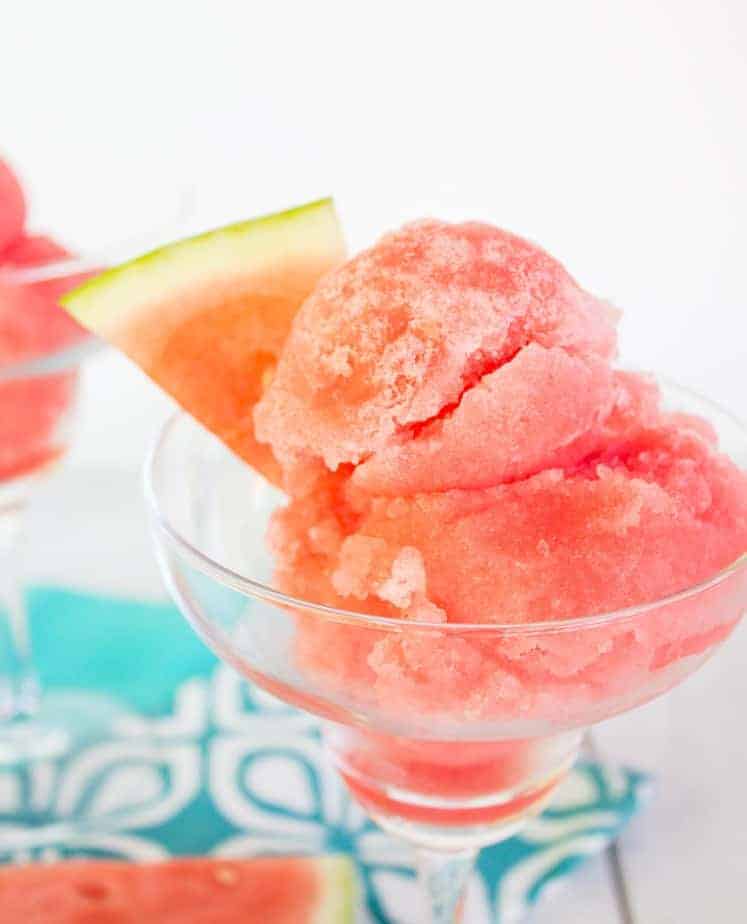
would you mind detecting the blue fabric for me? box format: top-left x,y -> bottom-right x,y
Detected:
0,588 -> 650,922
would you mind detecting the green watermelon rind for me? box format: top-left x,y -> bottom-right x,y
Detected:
315,855 -> 358,923
60,197 -> 344,335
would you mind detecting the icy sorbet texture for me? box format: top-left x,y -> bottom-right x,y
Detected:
254,220 -> 747,720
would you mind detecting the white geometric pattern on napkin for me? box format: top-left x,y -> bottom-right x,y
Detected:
0,664 -> 639,924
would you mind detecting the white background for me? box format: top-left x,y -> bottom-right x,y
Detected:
3,2 -> 746,921
2,0 -> 746,470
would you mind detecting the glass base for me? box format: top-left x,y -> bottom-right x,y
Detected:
326,723 -> 582,850
0,690 -> 134,765
0,690 -> 141,857
341,764 -> 565,850
0,720 -> 68,765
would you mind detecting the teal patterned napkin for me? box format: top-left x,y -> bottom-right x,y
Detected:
0,588 -> 650,923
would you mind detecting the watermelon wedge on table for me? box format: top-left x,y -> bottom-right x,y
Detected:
0,856 -> 356,923
61,198 -> 346,485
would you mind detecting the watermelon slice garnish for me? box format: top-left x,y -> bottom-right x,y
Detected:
62,198 -> 346,485
0,856 -> 356,923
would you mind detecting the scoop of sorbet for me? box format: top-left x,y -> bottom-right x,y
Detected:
254,219 -> 747,635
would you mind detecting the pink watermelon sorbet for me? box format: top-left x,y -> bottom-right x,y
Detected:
254,219 -> 747,724
0,159 -> 91,482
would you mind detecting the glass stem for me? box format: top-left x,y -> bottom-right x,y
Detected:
0,503 -> 40,724
417,846 -> 477,923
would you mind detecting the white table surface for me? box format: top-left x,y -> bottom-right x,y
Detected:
24,460 -> 747,923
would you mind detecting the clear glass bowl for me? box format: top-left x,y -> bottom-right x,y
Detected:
0,337 -> 97,507
0,167 -> 191,764
0,282 -> 100,760
146,381 -> 747,920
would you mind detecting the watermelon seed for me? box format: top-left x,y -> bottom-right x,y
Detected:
76,881 -> 109,901
214,866 -> 239,886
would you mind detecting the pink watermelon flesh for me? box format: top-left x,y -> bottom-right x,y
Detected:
0,159 -> 26,253
61,198 -> 347,488
0,856 -> 353,924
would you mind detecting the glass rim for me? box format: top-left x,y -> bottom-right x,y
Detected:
0,335 -> 101,380
0,181 -> 195,289
0,179 -> 195,381
144,387 -> 747,637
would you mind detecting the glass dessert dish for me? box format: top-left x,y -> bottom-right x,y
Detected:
0,155 -> 191,766
146,381 -> 747,923
0,306 -> 102,763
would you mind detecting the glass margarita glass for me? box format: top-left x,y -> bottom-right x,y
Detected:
146,381 -> 747,922
0,321 -> 105,761
0,165 -> 190,765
